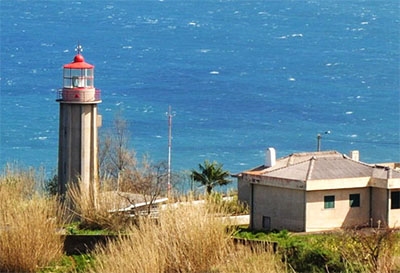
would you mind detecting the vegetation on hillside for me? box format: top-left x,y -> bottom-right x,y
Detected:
1,115 -> 399,272
1,165 -> 400,272
234,227 -> 400,273
0,165 -> 64,273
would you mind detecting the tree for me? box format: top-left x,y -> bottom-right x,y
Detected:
99,112 -> 136,190
99,113 -> 168,215
191,160 -> 231,194
120,157 -> 168,215
44,174 -> 58,196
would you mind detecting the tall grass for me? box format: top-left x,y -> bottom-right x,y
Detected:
0,165 -> 64,273
65,182 -> 132,231
89,202 -> 284,273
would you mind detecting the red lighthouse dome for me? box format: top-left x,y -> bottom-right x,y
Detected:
64,54 -> 94,70
74,54 -> 84,63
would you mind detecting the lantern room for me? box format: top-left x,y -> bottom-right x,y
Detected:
63,54 -> 94,88
58,48 -> 101,103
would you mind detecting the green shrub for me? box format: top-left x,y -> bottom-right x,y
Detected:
206,192 -> 249,215
39,254 -> 94,273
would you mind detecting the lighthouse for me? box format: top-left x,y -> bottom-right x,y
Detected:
57,45 -> 101,206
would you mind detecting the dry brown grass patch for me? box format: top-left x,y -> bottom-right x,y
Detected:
90,202 -> 285,273
65,183 -> 132,231
90,203 -> 232,273
0,167 -> 64,273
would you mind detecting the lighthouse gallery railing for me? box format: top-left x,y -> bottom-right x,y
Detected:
57,88 -> 101,102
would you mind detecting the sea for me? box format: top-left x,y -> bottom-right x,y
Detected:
0,0 -> 399,180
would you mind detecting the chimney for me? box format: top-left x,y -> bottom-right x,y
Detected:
265,147 -> 276,167
349,150 -> 359,161
386,167 -> 393,179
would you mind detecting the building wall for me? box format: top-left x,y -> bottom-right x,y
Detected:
251,183 -> 305,232
306,177 -> 370,191
243,168 -> 400,232
305,187 -> 370,231
389,207 -> 400,228
58,103 -> 99,204
58,103 -> 81,194
81,104 -> 99,204
237,175 -> 251,206
371,187 -> 388,227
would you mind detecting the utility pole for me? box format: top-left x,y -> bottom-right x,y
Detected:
167,106 -> 175,196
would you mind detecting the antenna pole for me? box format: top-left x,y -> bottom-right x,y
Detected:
167,106 -> 173,196
317,134 -> 321,151
316,131 -> 331,151
75,43 -> 83,54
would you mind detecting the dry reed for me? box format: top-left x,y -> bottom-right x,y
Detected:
89,203 -> 229,273
65,183 -> 132,231
0,166 -> 64,273
90,202 -> 284,273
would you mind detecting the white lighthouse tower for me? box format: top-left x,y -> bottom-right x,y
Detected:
57,45 -> 101,205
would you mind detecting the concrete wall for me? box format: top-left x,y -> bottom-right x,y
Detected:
306,177 -> 370,191
58,103 -> 99,205
58,104 -> 82,194
251,183 -> 305,232
237,174 -> 252,206
305,188 -> 370,232
237,177 -> 249,206
371,187 -> 388,227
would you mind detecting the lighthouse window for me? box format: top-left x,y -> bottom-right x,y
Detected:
63,68 -> 72,87
71,69 -> 83,77
64,78 -> 71,87
63,68 -> 93,88
85,69 -> 93,77
63,69 -> 71,77
87,78 -> 93,87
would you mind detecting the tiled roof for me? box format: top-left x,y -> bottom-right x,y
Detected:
267,156 -> 372,181
372,165 -> 400,179
244,150 -> 376,181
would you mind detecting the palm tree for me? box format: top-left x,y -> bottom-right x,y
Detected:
191,160 -> 231,194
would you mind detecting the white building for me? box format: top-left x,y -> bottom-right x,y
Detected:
237,149 -> 400,232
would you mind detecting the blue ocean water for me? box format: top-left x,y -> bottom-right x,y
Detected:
1,0 -> 399,177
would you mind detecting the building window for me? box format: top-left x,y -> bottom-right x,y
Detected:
324,195 -> 335,209
349,193 -> 360,208
391,191 -> 400,209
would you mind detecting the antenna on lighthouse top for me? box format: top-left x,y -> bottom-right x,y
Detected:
75,43 -> 83,54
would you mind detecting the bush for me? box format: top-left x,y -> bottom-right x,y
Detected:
269,229 -> 400,273
45,174 -> 58,196
206,192 -> 249,215
338,228 -> 400,273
